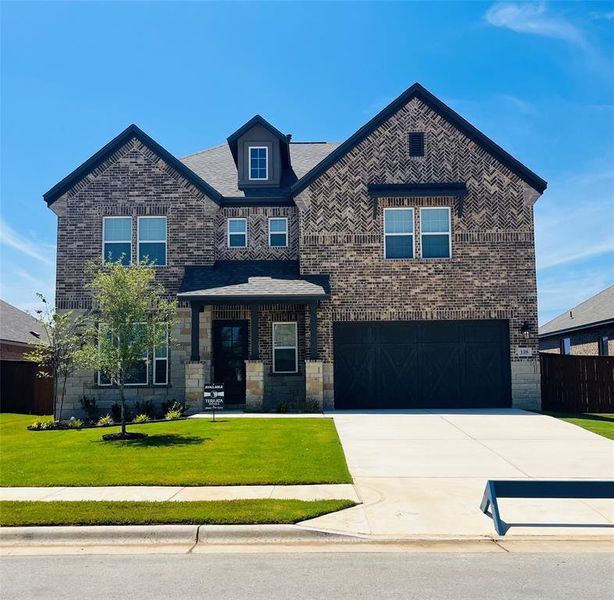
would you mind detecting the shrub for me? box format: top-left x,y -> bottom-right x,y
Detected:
164,408 -> 183,420
79,396 -> 98,420
110,402 -> 133,423
134,400 -> 156,419
28,417 -> 56,431
66,417 -> 83,429
133,413 -> 151,424
97,415 -> 114,427
161,400 -> 186,418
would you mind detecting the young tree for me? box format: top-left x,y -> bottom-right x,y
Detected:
76,260 -> 176,439
25,294 -> 86,421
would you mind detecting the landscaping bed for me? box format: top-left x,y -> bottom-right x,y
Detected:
0,499 -> 355,527
0,413 -> 352,486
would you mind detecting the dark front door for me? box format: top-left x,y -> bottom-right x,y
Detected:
213,320 -> 249,404
333,320 -> 511,409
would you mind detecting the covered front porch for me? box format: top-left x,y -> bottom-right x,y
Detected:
178,261 -> 330,412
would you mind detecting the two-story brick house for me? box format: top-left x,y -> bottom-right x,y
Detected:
44,83 -> 547,416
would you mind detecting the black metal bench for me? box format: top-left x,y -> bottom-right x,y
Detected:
480,480 -> 614,535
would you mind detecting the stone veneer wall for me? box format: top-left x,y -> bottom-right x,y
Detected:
296,96 -> 542,410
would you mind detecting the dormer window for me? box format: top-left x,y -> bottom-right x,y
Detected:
249,146 -> 268,180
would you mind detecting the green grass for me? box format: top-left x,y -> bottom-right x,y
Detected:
0,499 -> 355,527
0,414 -> 352,486
544,412 -> 614,440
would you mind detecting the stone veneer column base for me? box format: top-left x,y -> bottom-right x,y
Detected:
245,360 -> 264,410
305,360 -> 324,410
184,361 -> 210,414
511,358 -> 541,411
322,363 -> 334,410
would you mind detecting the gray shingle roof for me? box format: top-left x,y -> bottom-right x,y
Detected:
178,261 -> 330,301
181,142 -> 340,197
539,285 -> 614,337
0,299 -> 49,345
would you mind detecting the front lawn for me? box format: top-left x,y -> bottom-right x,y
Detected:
544,412 -> 614,440
0,414 -> 351,486
0,499 -> 355,527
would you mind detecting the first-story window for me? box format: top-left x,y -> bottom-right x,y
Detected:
103,217 -> 132,265
269,217 -> 288,247
598,336 -> 609,357
384,208 -> 414,259
272,322 -> 298,373
97,323 -> 148,386
228,218 -> 247,248
421,207 -> 451,259
561,337 -> 571,355
154,325 -> 169,385
138,216 -> 167,266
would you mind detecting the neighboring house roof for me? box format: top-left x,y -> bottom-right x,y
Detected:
43,124 -> 223,207
178,261 -> 330,302
539,285 -> 614,337
0,300 -> 49,345
290,82 -> 547,196
181,142 -> 340,198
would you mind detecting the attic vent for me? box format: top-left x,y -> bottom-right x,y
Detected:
30,331 -> 41,339
408,132 -> 425,157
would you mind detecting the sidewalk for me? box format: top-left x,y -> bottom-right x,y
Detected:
0,484 -> 359,503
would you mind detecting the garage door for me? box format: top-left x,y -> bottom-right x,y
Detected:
333,320 -> 511,409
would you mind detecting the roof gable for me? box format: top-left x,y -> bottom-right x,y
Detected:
44,124 -> 222,206
291,83 -> 547,196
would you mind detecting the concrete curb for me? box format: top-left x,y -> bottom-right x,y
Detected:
0,525 -> 198,546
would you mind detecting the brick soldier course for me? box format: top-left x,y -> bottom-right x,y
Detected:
44,83 -> 547,416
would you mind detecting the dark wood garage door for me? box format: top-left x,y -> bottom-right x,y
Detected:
333,320 -> 511,409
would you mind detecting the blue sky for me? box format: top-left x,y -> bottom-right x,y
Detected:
1,1 -> 612,323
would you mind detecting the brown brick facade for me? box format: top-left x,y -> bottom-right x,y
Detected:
540,325 -> 613,356
50,91 -> 543,415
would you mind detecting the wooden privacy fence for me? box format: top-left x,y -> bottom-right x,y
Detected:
0,361 -> 54,415
540,352 -> 614,413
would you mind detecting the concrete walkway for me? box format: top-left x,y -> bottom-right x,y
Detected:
0,484 -> 359,503
302,409 -> 614,538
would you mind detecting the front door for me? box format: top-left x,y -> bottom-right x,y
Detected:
212,320 -> 249,405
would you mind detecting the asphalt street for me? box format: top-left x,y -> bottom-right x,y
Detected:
1,552 -> 612,600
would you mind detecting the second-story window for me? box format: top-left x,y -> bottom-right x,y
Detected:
138,217 -> 167,266
249,146 -> 268,180
228,218 -> 247,248
269,217 -> 288,247
420,208 -> 451,259
384,208 -> 414,259
103,217 -> 132,265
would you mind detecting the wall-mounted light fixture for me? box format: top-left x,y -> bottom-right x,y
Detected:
520,321 -> 532,339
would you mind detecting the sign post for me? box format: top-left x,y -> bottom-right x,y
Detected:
203,384 -> 224,422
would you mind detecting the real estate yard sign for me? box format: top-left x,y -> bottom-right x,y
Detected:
203,384 -> 224,421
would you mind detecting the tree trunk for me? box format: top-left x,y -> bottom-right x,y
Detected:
53,366 -> 59,421
59,371 -> 67,422
119,382 -> 126,435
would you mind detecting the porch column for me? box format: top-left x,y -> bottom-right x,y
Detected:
309,302 -> 319,359
250,304 -> 259,360
190,302 -> 200,361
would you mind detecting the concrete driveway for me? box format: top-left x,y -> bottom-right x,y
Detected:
302,410 -> 614,538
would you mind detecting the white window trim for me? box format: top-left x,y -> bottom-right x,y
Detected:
272,321 -> 298,374
419,207 -> 452,260
227,218 -> 248,248
268,217 -> 288,248
137,216 -> 167,267
102,216 -> 132,265
383,207 -> 415,260
248,146 -> 269,180
97,323 -> 149,387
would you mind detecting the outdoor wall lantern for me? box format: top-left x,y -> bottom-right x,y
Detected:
520,321 -> 532,339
